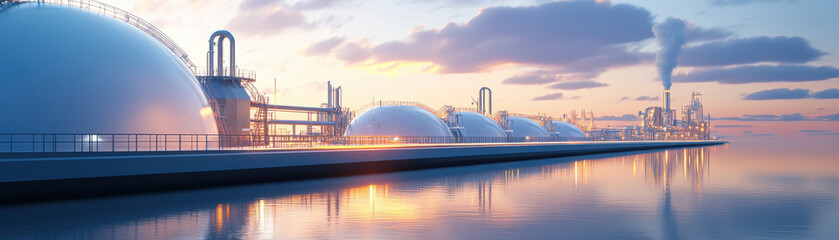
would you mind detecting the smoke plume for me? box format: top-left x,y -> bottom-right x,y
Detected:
653,18 -> 686,90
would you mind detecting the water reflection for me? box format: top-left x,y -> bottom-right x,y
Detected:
1,144 -> 838,239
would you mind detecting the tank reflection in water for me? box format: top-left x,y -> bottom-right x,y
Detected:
1,143 -> 838,239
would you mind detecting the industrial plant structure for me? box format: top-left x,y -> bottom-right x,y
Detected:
0,0 -> 725,204
0,0 -> 711,152
631,91 -> 711,140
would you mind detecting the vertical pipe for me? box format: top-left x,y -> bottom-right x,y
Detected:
208,36 -> 216,76
229,35 -> 235,76
327,81 -> 332,108
477,89 -> 485,114
478,87 -> 492,115
217,36 -> 225,76
488,88 -> 492,115
264,105 -> 269,146
336,87 -> 342,109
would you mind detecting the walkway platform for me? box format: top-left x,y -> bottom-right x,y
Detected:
0,141 -> 725,204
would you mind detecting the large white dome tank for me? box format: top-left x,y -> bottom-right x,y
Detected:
0,2 -> 217,134
344,105 -> 453,137
546,121 -> 587,138
451,112 -> 506,138
505,117 -> 550,138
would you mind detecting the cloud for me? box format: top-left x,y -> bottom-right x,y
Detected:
549,81 -> 608,90
673,65 -> 839,84
718,113 -> 806,121
812,88 -> 839,99
816,113 -> 839,121
684,25 -> 733,42
227,0 -> 352,36
401,0 -> 499,8
634,96 -> 660,101
715,125 -> 753,128
502,72 -> 559,85
335,1 -> 655,74
292,0 -> 351,10
227,0 -> 312,36
709,0 -> 793,6
809,132 -> 839,136
741,88 -> 839,100
533,92 -> 565,101
719,113 -> 839,121
680,37 -> 824,67
335,40 -> 372,64
596,114 -> 640,121
798,130 -> 829,133
743,88 -> 810,100
304,37 -> 347,56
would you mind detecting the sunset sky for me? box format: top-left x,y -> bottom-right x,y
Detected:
110,0 -> 838,141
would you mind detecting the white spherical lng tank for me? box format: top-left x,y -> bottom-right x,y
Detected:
0,2 -> 217,134
452,112 -> 506,137
344,106 -> 452,137
546,121 -> 587,138
505,117 -> 551,138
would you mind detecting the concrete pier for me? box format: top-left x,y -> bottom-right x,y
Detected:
0,141 -> 724,204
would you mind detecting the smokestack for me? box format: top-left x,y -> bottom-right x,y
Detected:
653,18 -> 686,91
663,90 -> 671,111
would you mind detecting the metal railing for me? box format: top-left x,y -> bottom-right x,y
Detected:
194,67 -> 256,80
0,133 -> 622,153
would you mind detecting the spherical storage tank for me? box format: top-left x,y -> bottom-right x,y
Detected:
0,2 -> 217,134
451,112 -> 506,138
505,117 -> 550,138
344,106 -> 452,137
546,121 -> 587,138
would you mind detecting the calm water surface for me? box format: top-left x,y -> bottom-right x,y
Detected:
1,142 -> 838,239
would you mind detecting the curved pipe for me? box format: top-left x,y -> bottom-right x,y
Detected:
207,30 -> 236,76
478,87 -> 492,115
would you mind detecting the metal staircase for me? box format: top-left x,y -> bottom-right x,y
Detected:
196,77 -> 230,135
243,81 -> 268,145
